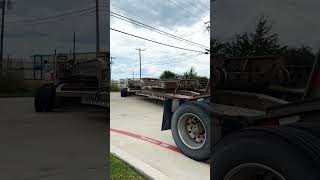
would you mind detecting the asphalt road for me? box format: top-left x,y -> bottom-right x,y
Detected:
110,92 -> 210,180
0,97 -> 108,180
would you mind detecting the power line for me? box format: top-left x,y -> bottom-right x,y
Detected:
6,8 -> 103,27
111,4 -> 209,36
184,0 -> 208,13
110,12 -> 208,49
6,4 -> 204,53
166,0 -> 205,23
194,0 -> 210,11
6,7 -> 96,24
142,53 -> 203,65
5,4 -> 110,23
125,53 -> 205,71
110,11 -> 209,49
110,27 -> 207,53
7,10 -> 97,26
154,53 -> 205,65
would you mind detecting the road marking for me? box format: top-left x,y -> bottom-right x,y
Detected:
110,128 -> 181,153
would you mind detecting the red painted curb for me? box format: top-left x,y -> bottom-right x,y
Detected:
110,128 -> 181,153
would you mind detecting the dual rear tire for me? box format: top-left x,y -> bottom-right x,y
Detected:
120,88 -> 128,97
171,101 -> 320,179
212,125 -> 320,180
171,101 -> 211,161
34,84 -> 55,112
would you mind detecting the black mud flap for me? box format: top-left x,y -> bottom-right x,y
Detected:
161,98 -> 173,131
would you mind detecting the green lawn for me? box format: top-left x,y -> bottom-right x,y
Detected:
111,84 -> 121,92
0,79 -> 52,97
110,154 -> 145,180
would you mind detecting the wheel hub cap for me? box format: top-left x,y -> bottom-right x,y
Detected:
178,113 -> 207,149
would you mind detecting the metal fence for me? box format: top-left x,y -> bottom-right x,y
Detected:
2,52 -> 108,81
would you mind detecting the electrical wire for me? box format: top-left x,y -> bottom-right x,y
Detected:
110,27 -> 207,53
7,10 -> 97,26
194,0 -> 210,11
166,0 -> 205,23
142,53 -> 204,65
109,11 -> 209,49
6,7 -> 97,24
144,53 -> 205,66
184,0 -> 208,13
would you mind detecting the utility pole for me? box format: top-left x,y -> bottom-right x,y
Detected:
73,32 -> 76,62
205,21 -> 210,33
136,48 -> 145,79
95,0 -> 100,58
54,49 -> 57,83
110,56 -> 115,65
0,0 -> 6,76
110,57 -> 115,80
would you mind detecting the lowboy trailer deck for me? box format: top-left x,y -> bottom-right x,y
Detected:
122,54 -> 320,180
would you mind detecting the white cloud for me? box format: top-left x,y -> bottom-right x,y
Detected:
110,3 -> 210,80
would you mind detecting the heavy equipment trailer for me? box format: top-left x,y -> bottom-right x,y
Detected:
34,54 -> 109,112
122,53 -> 320,179
161,54 -> 320,180
121,78 -> 208,100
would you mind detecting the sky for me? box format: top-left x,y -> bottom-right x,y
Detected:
212,0 -> 320,52
3,0 -> 109,58
3,0 -> 320,80
110,0 -> 210,80
2,0 -> 209,80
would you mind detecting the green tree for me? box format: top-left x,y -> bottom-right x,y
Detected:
196,76 -> 209,82
182,67 -> 198,79
160,70 -> 179,79
211,38 -> 226,55
225,16 -> 281,57
213,16 -> 316,64
281,46 -> 315,65
251,16 -> 281,55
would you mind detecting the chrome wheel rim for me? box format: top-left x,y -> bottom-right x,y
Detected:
224,163 -> 287,180
177,113 -> 206,149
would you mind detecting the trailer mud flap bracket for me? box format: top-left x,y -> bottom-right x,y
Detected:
161,99 -> 173,131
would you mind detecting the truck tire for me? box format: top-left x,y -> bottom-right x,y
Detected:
34,89 -> 42,112
120,88 -> 128,97
34,84 -> 55,112
212,127 -> 320,180
282,123 -> 320,164
171,101 -> 210,161
286,122 -> 320,139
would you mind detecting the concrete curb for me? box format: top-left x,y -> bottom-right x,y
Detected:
110,144 -> 175,180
